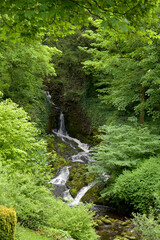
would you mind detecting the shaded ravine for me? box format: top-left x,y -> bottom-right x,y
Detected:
47,91 -> 99,205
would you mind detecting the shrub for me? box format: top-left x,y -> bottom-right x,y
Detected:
0,206 -> 17,240
113,157 -> 160,212
133,212 -> 160,240
0,99 -> 52,182
91,123 -> 160,179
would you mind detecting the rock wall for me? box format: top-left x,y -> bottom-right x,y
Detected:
46,82 -> 93,142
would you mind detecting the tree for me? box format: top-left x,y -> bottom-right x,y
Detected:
0,40 -> 61,128
80,17 -> 160,123
0,0 -> 158,40
89,122 -> 160,201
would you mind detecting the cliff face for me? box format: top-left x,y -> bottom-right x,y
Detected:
46,82 -> 93,142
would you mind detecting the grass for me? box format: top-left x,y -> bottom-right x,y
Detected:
15,225 -> 53,240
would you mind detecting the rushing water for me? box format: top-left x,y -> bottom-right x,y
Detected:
47,91 -> 97,205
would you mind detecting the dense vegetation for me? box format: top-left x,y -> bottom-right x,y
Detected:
0,1 -> 160,239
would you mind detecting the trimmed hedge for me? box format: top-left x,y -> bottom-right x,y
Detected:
0,206 -> 17,240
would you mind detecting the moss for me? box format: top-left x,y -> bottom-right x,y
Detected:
66,163 -> 97,197
113,237 -> 129,240
121,220 -> 131,226
102,218 -> 112,224
81,184 -> 103,203
57,142 -> 70,154
69,188 -> 77,197
47,138 -> 56,152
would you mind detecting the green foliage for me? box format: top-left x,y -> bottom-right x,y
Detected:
90,123 -> 160,179
15,224 -> 53,240
0,206 -> 17,240
0,167 -> 98,240
0,40 -> 60,129
113,157 -> 160,212
0,0 -> 158,40
0,99 -> 51,174
39,227 -> 73,240
81,17 -> 160,123
82,97 -> 127,129
46,31 -> 87,91
133,212 -> 160,240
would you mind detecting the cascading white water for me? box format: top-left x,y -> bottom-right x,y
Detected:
46,91 -> 52,101
47,91 -> 109,205
63,189 -> 74,202
58,112 -> 67,136
50,116 -> 95,204
71,152 -> 89,163
53,130 -> 90,153
70,182 -> 96,206
49,166 -> 70,185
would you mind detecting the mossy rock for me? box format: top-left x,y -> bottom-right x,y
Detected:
113,237 -> 129,240
121,220 -> 131,226
66,163 -> 102,203
67,164 -> 94,191
70,188 -> 77,197
95,219 -> 104,226
81,184 -> 101,203
94,216 -> 113,227
102,218 -> 112,225
50,154 -> 72,175
47,137 -> 56,152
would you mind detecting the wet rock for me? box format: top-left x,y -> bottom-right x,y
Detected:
113,237 -> 129,240
102,218 -> 112,224
121,220 -> 131,226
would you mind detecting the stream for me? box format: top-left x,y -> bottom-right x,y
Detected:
50,111 -> 97,205
46,92 -> 138,240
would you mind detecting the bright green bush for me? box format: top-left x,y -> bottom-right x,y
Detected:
0,206 -> 17,240
0,99 -> 51,178
113,157 -> 160,212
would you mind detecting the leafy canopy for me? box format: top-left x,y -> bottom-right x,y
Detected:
0,40 -> 61,128
0,0 -> 159,39
80,16 -> 160,123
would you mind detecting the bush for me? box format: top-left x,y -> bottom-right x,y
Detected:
133,212 -> 160,240
0,206 -> 17,240
91,123 -> 160,178
113,157 -> 160,212
0,99 -> 52,181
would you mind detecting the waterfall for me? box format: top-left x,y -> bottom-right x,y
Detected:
47,91 -> 109,205
49,166 -> 70,185
49,109 -> 96,205
58,112 -> 67,136
70,182 -> 96,206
